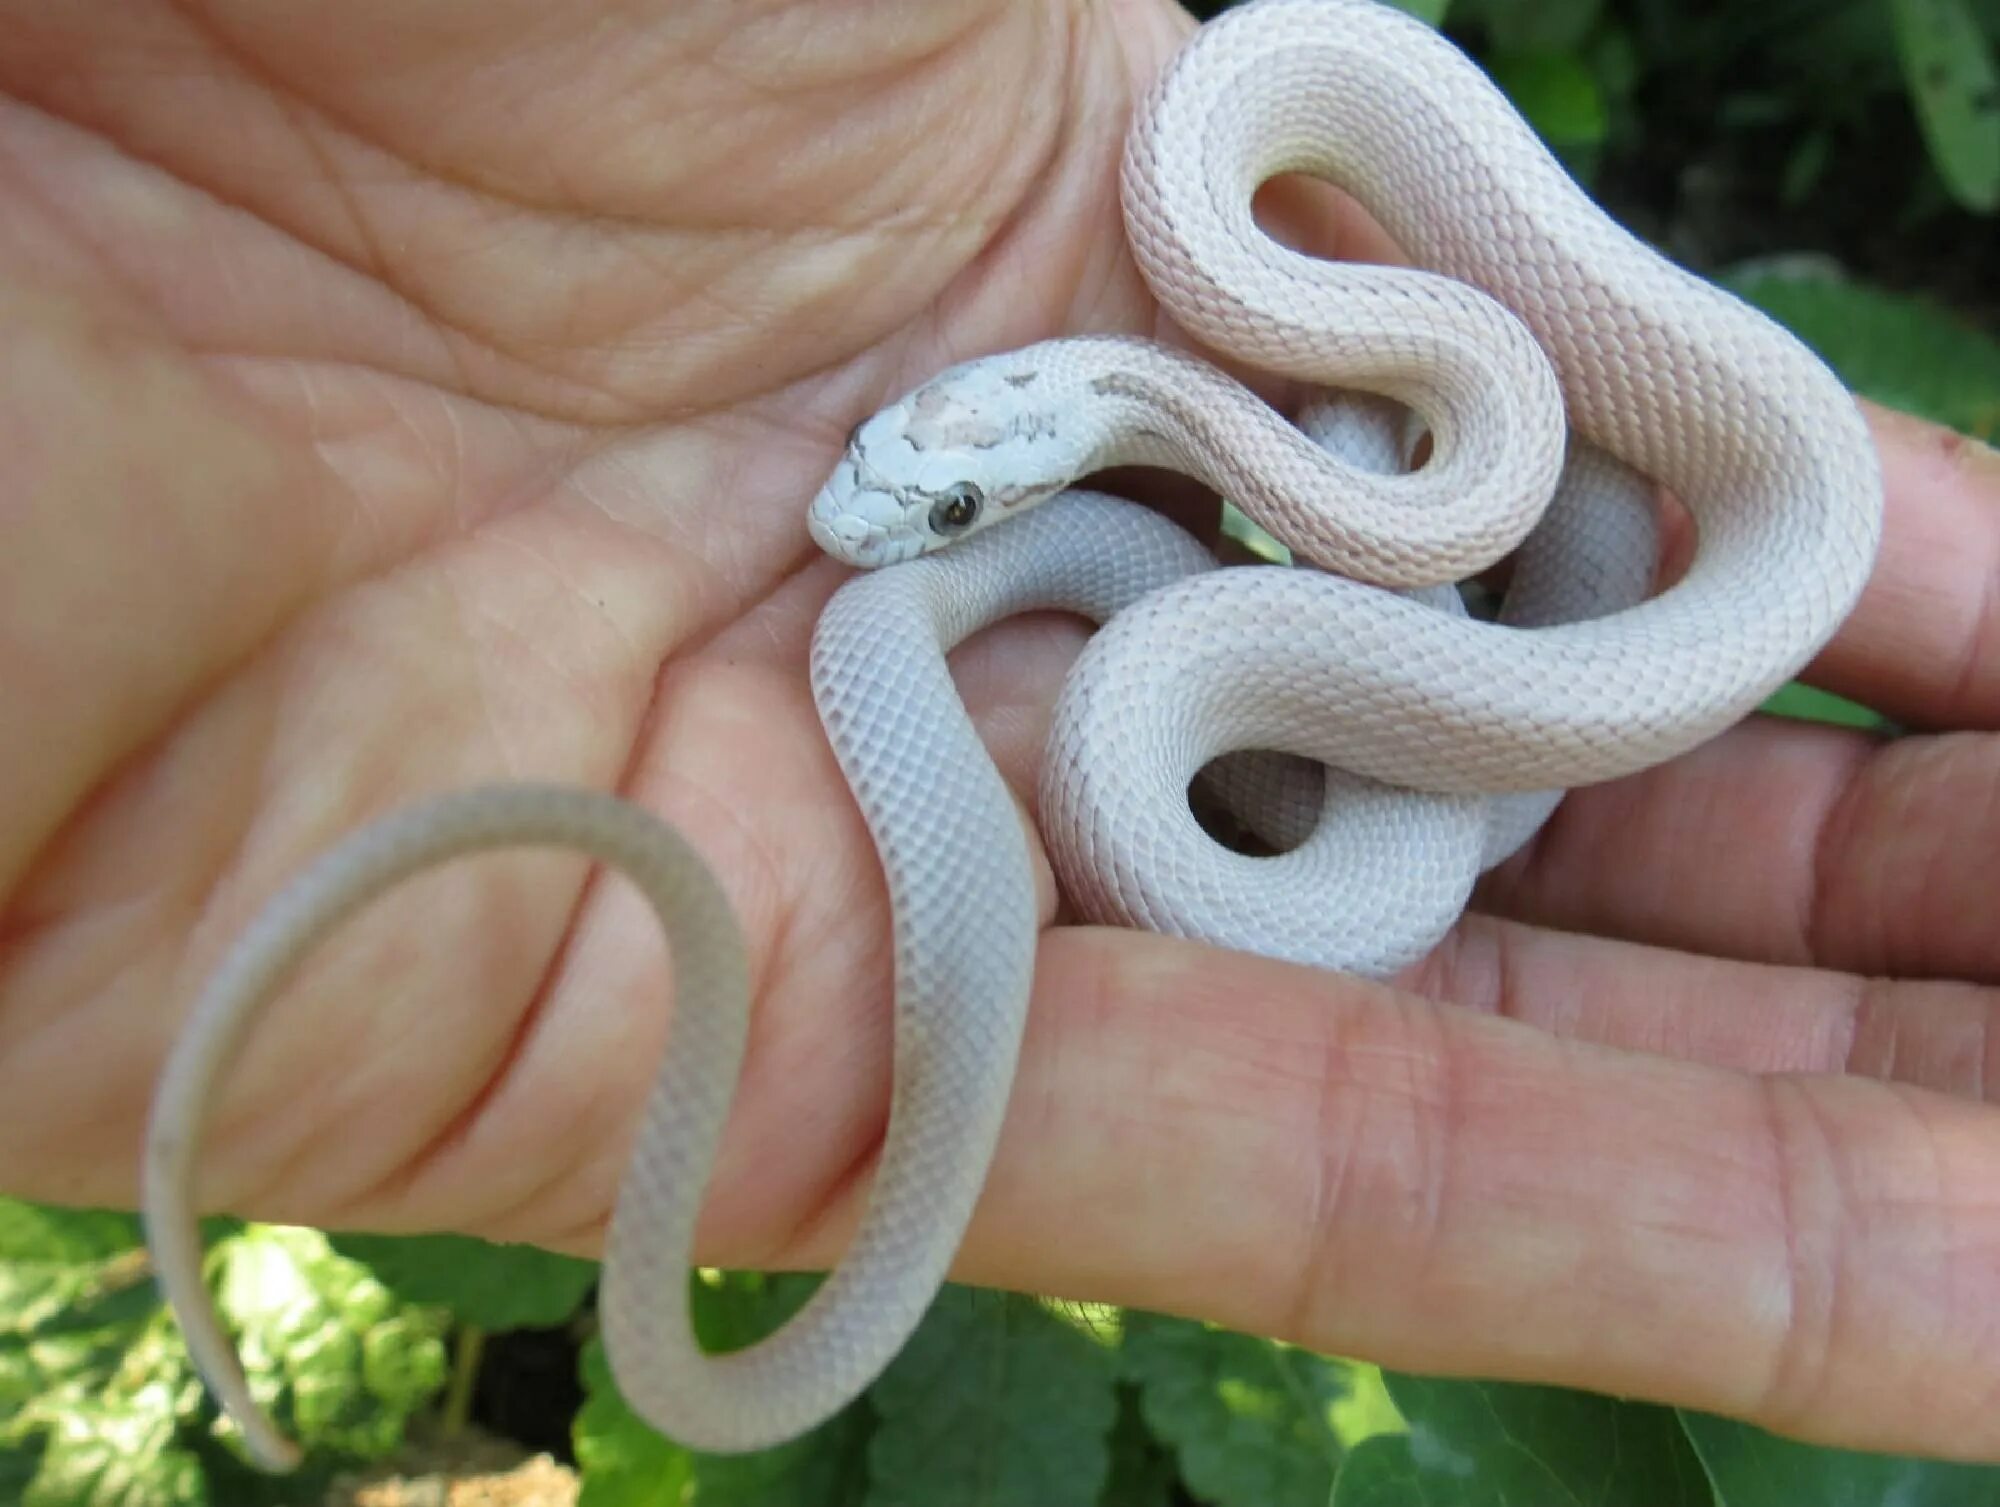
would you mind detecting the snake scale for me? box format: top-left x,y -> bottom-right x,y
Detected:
141,0 -> 1881,1466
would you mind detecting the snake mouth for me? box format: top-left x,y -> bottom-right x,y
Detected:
808,454 -> 926,568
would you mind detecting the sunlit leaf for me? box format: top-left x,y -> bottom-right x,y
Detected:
20,1400 -> 208,1507
202,1226 -> 447,1462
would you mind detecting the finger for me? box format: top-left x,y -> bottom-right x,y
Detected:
1253,170 -> 1405,267
1478,716 -> 1998,981
1799,404 -> 2000,729
1411,912 -> 2000,1105
935,930 -> 2000,1461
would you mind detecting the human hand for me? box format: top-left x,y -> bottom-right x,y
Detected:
2,0 -> 1996,1464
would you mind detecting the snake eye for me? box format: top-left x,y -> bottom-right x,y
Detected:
928,482 -> 984,536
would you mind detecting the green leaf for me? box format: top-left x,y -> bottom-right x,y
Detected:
0,1201 -> 150,1360
1102,1385 -> 1180,1507
1723,267 -> 2000,441
1889,0 -> 2000,212
1333,1376 -> 1709,1507
331,1232 -> 598,1332
1386,0 -> 1451,25
0,1206 -> 437,1502
1485,52 -> 1609,147
19,1396 -> 209,1507
1,1203 -> 178,1458
0,1201 -> 143,1267
1477,0 -> 1605,54
685,1275 -> 868,1507
1328,1362 -> 1406,1449
1332,1435 -> 1438,1505
1219,501 -> 1292,564
1584,23 -> 1641,109
687,1269 -> 822,1354
690,1412 -> 870,1507
1121,1313 -> 1347,1507
0,1441 -> 42,1499
1761,682 -> 1886,730
204,1226 -> 447,1462
866,1288 -> 1116,1507
574,1335 -> 694,1507
1681,1412 -> 2000,1505
1781,131 -> 1834,207
0,1222 -> 211,1507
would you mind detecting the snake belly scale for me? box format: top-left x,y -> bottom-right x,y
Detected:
142,0 -> 1882,1466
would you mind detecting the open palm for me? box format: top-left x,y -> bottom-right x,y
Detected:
3,0 -> 1997,1462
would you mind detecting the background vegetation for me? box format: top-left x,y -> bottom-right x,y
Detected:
5,0 -> 1997,1502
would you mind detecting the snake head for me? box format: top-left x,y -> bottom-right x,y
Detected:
808,351 -> 1093,568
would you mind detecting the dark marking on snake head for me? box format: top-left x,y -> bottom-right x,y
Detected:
908,385 -> 1007,450
1004,371 -> 1039,388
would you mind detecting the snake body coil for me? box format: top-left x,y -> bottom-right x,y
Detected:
145,0 -> 1881,1465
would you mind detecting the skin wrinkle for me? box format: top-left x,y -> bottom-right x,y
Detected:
1279,1000 -> 1357,1348
1751,1076 -> 1843,1437
455,911 -> 672,1251
27,92 -> 628,422
926,8 -> 1086,340
1981,1001 -> 1996,1105
1411,911 -> 1507,1019
196,0 -> 959,238
681,676 -> 908,1269
187,916 -> 433,1225
380,632 -> 751,1254
1475,720 -> 2000,982
6,8 -> 1045,424
78,9 -> 558,407
337,858 -> 609,1238
1893,1081 -> 2000,1440
455,529 -> 644,718
1938,530 -> 2000,722
123,509 -> 649,1216
1840,974 -> 1885,1084
1839,741 -> 1978,981
1801,734 -> 1876,970
332,858 -> 604,1225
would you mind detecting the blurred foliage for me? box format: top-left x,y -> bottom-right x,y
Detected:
9,1199 -> 1999,1504
1724,265 -> 2000,440
1323,0 -> 2000,219
0,1199 -> 447,1506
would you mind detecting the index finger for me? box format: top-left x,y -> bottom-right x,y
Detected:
933,929 -> 2000,1462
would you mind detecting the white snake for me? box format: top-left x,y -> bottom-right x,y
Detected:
142,0 -> 1881,1467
